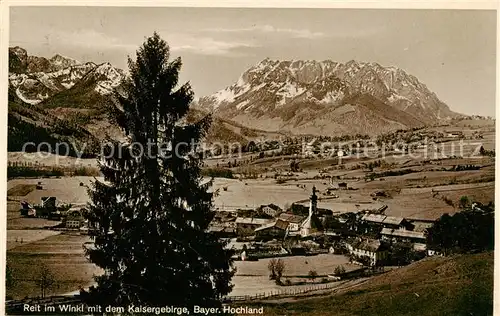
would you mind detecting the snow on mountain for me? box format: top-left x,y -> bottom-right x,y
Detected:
91,62 -> 125,94
198,58 -> 458,135
9,62 -> 99,104
49,54 -> 80,70
8,47 -> 125,104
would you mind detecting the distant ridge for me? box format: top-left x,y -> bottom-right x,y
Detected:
197,59 -> 463,135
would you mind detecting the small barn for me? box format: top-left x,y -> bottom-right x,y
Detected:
235,217 -> 273,236
254,219 -> 289,239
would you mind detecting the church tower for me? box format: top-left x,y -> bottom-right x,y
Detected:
309,186 -> 318,217
301,186 -> 322,237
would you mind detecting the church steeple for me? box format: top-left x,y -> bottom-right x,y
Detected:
300,186 -> 322,237
309,186 -> 318,217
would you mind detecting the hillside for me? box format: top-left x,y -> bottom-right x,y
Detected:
197,59 -> 462,135
251,252 -> 493,316
8,47 -> 274,156
9,48 -> 467,154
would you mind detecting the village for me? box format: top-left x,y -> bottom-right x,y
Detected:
5,118 -> 495,302
13,179 -> 440,291
210,184 -> 432,269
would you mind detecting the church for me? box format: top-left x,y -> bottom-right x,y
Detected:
299,186 -> 323,237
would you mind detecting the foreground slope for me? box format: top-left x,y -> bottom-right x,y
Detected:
251,252 -> 493,316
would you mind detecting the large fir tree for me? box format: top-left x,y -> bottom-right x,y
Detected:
84,33 -> 235,308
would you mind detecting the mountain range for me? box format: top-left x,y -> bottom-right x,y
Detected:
8,47 -> 282,155
8,46 -> 462,155
197,58 -> 460,135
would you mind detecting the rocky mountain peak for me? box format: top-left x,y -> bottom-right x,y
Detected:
49,54 -> 80,70
197,58 -> 459,135
8,47 -> 125,104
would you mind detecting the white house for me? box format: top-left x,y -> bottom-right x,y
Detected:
347,238 -> 389,266
278,213 -> 305,232
257,204 -> 282,217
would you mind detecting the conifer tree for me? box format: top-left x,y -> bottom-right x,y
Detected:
84,32 -> 235,308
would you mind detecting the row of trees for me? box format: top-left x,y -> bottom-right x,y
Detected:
426,203 -> 494,255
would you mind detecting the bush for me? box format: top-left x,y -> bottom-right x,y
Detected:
442,196 -> 454,207
334,265 -> 346,275
201,168 -> 233,179
268,258 -> 286,282
72,166 -> 100,176
7,166 -> 64,179
308,270 -> 318,281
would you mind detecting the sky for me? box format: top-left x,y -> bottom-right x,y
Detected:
9,7 -> 497,116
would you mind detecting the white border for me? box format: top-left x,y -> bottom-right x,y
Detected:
0,2 -> 498,316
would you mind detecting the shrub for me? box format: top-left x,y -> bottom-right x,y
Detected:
201,168 -> 233,179
334,265 -> 346,275
308,270 -> 318,281
72,166 -> 100,177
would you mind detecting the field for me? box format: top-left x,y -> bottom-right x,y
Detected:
6,233 -> 101,300
231,254 -> 354,297
248,252 -> 493,316
5,119 -> 496,300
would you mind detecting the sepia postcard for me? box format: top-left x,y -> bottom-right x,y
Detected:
2,2 -> 497,315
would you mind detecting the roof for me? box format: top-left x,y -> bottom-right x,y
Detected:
382,216 -> 405,226
412,222 -> 434,232
208,226 -> 236,233
208,226 -> 224,232
361,214 -> 386,223
361,214 -> 405,226
254,219 -> 289,232
381,228 -> 426,240
300,214 -> 323,231
274,219 -> 289,230
278,213 -> 306,224
235,217 -> 273,225
259,204 -> 282,212
351,239 -> 387,252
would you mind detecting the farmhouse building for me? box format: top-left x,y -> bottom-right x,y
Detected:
20,201 -> 35,217
361,214 -> 413,230
347,238 -> 389,266
235,217 -> 273,236
254,219 -> 289,239
278,213 -> 306,232
208,225 -> 236,238
41,196 -> 56,209
380,228 -> 427,251
63,208 -> 85,229
257,204 -> 282,217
